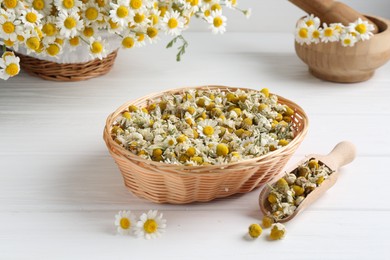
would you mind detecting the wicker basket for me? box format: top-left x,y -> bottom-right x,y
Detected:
103,86 -> 309,204
17,50 -> 118,82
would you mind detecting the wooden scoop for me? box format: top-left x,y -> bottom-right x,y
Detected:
289,0 -> 379,33
259,141 -> 356,223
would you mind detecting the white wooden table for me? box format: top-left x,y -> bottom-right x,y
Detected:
1,33 -> 389,259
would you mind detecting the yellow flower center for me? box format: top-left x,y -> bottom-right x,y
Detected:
168,18 -> 178,29
355,23 -> 367,34
216,143 -> 229,156
136,32 -> 145,42
32,0 -> 44,9
26,12 -> 38,23
2,22 -> 15,34
108,19 -> 120,29
91,41 -> 103,53
324,28 -> 333,37
130,0 -> 142,9
83,27 -> 94,37
150,14 -> 159,25
116,6 -> 128,18
64,17 -> 77,29
203,126 -> 214,136
42,23 -> 57,36
143,219 -> 158,234
3,39 -> 13,47
344,38 -> 351,45
134,13 -> 145,23
120,218 -> 131,229
211,3 -> 221,11
55,38 -> 64,45
305,20 -> 314,27
26,37 -> 40,50
95,0 -> 105,7
159,6 -> 167,17
190,0 -> 198,6
186,147 -> 196,157
122,37 -> 134,48
204,10 -> 211,17
147,27 -> 158,38
298,28 -> 308,38
213,17 -> 223,28
69,36 -> 79,46
4,0 -> 18,8
168,139 -> 175,146
5,63 -> 19,76
62,0 -> 74,9
46,44 -> 60,56
312,30 -> 320,39
17,35 -> 24,41
85,7 -> 99,20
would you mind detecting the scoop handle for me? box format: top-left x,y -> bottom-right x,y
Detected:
323,141 -> 356,169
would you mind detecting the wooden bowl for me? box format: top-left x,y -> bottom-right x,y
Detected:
295,15 -> 390,83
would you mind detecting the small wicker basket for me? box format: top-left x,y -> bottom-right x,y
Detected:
17,50 -> 118,82
103,86 -> 309,204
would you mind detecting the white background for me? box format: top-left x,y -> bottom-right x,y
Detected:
189,0 -> 390,32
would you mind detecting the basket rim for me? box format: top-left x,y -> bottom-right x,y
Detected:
103,85 -> 309,172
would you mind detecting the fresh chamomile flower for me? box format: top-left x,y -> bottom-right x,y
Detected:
107,18 -> 123,34
41,16 -> 58,44
82,2 -> 103,26
309,26 -> 322,44
134,32 -> 147,47
114,210 -> 137,235
207,10 -> 227,34
303,14 -> 320,29
340,33 -> 357,47
162,10 -> 186,36
89,37 -> 108,59
121,32 -> 136,49
54,0 -> 82,13
56,11 -> 84,38
146,26 -> 160,43
130,10 -> 151,29
134,210 -> 167,239
295,21 -> 311,45
20,8 -> 43,29
225,0 -> 237,9
45,42 -> 63,57
348,18 -> 375,41
24,30 -> 43,54
321,23 -> 340,43
197,119 -> 220,139
109,0 -> 132,27
0,54 -> 20,80
0,12 -> 22,42
26,0 -> 52,15
1,0 -> 24,9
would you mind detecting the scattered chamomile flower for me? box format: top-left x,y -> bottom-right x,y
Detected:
262,216 -> 274,229
162,10 -> 186,36
114,210 -> 137,235
295,21 -> 311,45
0,54 -> 20,80
269,223 -> 286,240
303,14 -> 320,29
248,223 -> 262,238
134,210 -> 167,239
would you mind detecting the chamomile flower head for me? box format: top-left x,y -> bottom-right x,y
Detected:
295,21 -> 311,45
121,32 -> 136,49
197,119 -> 220,139
89,37 -> 108,59
321,23 -> 340,43
225,0 -> 237,9
340,33 -> 357,47
207,10 -> 227,34
309,26 -> 322,44
109,0 -> 132,27
45,42 -> 63,57
54,0 -> 82,13
1,0 -> 23,9
41,16 -> 58,43
146,26 -> 160,43
162,10 -> 186,36
26,0 -> 52,15
114,210 -> 137,235
348,18 -> 375,41
0,12 -> 22,42
134,31 -> 146,47
82,2 -> 103,26
130,10 -> 151,29
0,54 -> 20,80
135,210 -> 167,239
303,14 -> 320,29
20,9 -> 43,29
56,11 -> 84,38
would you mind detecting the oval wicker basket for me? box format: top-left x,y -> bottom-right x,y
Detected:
103,86 -> 309,204
17,50 -> 118,82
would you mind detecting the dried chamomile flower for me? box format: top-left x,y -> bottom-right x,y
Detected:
262,216 -> 274,229
248,223 -> 263,238
269,223 -> 286,240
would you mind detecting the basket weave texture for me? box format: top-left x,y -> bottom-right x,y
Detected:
103,86 -> 309,204
17,50 -> 118,82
